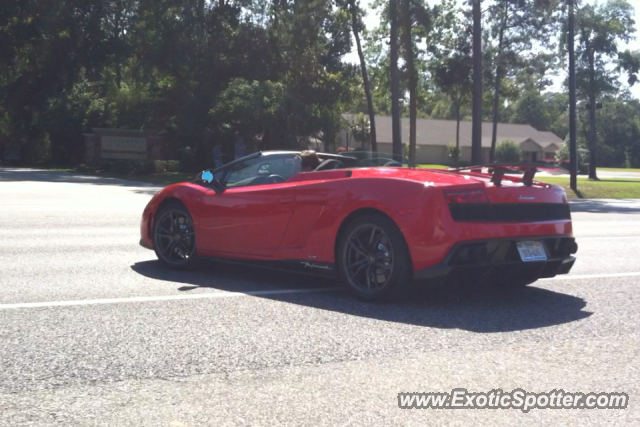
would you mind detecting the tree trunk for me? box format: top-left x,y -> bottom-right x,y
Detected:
402,0 -> 416,167
198,0 -> 205,24
455,95 -> 461,168
588,48 -> 598,180
490,4 -> 508,163
349,0 -> 377,153
489,65 -> 502,163
389,0 -> 402,161
471,0 -> 483,165
114,0 -> 122,88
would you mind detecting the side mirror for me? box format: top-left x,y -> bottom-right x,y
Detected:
199,170 -> 225,194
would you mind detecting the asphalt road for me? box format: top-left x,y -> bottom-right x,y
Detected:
1,167 -> 639,426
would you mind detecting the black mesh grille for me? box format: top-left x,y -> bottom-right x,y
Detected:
449,203 -> 571,222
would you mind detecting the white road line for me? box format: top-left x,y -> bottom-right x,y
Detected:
541,272 -> 640,281
1,272 -> 639,310
576,236 -> 640,240
0,287 -> 342,310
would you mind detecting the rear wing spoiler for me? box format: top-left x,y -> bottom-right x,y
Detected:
447,163 -> 569,187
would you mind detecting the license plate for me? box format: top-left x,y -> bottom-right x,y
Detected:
516,241 -> 547,262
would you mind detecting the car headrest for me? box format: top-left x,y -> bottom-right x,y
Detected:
315,159 -> 343,171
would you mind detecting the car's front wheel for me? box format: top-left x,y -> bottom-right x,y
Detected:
153,203 -> 197,269
337,213 -> 412,302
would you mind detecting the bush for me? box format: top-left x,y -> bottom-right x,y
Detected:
447,143 -> 460,164
495,140 -> 522,163
148,160 -> 181,173
113,160 -> 134,175
99,160 -> 131,174
100,160 -> 114,172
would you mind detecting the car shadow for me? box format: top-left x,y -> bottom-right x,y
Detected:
131,260 -> 592,333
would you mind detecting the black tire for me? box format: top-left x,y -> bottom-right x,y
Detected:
336,213 -> 412,302
152,203 -> 197,270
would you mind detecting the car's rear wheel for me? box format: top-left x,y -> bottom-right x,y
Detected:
153,204 -> 197,269
337,213 -> 412,302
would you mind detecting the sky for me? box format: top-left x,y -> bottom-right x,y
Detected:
343,0 -> 640,99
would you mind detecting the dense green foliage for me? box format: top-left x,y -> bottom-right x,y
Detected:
357,0 -> 640,168
495,139 -> 522,162
1,0 -> 640,169
0,0 -> 359,168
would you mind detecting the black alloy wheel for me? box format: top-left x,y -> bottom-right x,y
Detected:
337,213 -> 411,302
153,204 -> 197,269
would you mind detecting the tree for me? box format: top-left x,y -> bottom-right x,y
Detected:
495,139 -> 522,162
470,0 -> 483,165
447,142 -> 461,165
617,49 -> 640,86
350,112 -> 371,148
555,136 -> 586,172
359,0 -> 434,123
0,0 -> 360,166
400,0 -> 433,167
511,90 -> 552,131
429,1 -> 472,165
0,0 -> 111,163
592,100 -> 640,168
389,0 -> 403,160
402,0 -> 417,166
103,0 -> 137,88
347,0 -> 378,152
486,0 -> 557,163
573,0 -> 636,179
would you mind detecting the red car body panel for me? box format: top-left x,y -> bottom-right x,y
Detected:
140,165 -> 574,277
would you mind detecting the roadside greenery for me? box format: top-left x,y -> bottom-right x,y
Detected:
541,176 -> 640,199
495,140 -> 522,163
1,0 -> 640,172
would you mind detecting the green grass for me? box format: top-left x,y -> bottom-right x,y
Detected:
539,176 -> 640,199
599,167 -> 640,173
25,164 -> 76,172
417,164 -> 449,169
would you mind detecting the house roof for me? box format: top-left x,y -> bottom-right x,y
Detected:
537,131 -> 564,146
342,114 -> 563,149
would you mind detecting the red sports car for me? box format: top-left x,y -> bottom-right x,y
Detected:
139,151 -> 578,301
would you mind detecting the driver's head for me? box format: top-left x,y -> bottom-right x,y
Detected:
300,150 -> 321,172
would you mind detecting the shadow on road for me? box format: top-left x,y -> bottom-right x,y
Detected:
131,259 -> 592,334
0,168 -> 163,195
569,199 -> 640,214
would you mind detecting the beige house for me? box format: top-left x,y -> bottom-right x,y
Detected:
340,115 -> 564,164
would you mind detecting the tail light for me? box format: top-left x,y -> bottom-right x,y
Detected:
444,189 -> 489,204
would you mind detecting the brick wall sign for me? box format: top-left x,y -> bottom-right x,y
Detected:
101,136 -> 147,160
83,128 -> 170,165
